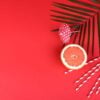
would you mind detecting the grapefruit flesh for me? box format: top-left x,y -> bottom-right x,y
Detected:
61,44 -> 87,70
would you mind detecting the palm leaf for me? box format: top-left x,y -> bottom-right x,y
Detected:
92,16 -> 95,56
51,0 -> 100,57
51,10 -> 86,20
51,15 -> 82,22
68,0 -> 100,55
73,25 -> 81,43
91,0 -> 100,3
51,18 -> 76,24
87,19 -> 91,54
97,12 -> 100,54
51,28 -> 59,32
78,24 -> 83,44
91,0 -> 100,4
53,2 -> 92,16
53,2 -> 96,13
81,22 -> 87,47
69,0 -> 100,10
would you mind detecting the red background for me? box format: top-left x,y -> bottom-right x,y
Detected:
0,0 -> 100,100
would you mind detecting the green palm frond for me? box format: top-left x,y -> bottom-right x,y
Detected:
51,15 -> 82,22
51,28 -> 59,32
53,2 -> 93,16
81,22 -> 87,47
51,18 -> 75,24
69,0 -> 100,9
92,16 -> 95,56
51,10 -> 86,20
91,0 -> 100,4
87,19 -> 91,54
78,24 -> 83,44
51,0 -> 100,56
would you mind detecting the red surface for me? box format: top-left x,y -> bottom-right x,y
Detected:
0,0 -> 100,100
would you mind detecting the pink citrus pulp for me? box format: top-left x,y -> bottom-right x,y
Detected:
61,44 -> 87,70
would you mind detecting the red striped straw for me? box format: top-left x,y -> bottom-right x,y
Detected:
87,76 -> 100,98
75,64 -> 100,91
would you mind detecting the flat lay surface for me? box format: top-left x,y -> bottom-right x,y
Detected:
0,0 -> 100,100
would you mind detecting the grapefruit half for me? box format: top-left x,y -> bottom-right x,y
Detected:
61,44 -> 87,70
